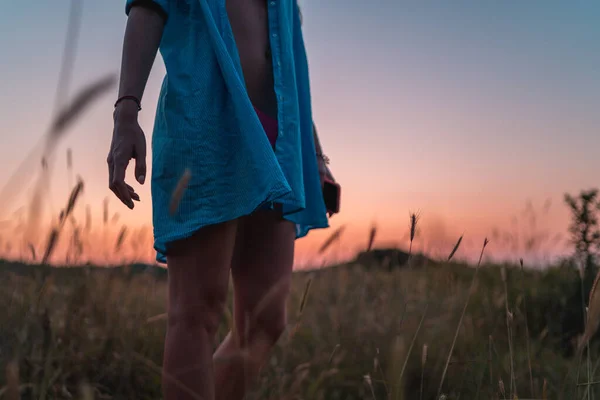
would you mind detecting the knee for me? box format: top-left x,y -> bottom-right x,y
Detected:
252,304 -> 287,344
168,292 -> 227,337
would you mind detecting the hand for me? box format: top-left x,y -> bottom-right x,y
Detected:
318,155 -> 339,217
317,155 -> 335,188
107,103 -> 146,209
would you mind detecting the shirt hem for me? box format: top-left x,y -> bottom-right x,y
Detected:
154,185 -> 292,264
153,194 -> 329,265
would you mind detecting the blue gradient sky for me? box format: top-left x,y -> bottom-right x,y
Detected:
1,1 -> 599,264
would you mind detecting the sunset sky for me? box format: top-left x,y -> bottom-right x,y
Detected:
1,0 -> 599,266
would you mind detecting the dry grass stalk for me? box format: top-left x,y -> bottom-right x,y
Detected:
373,348 -> 389,396
367,224 -> 377,251
399,303 -> 428,387
73,227 -> 83,258
437,238 -> 489,398
298,277 -> 312,315
147,313 -> 167,324
328,344 -> 340,364
79,382 -> 94,400
103,198 -> 109,225
488,335 -> 495,397
420,344 -> 428,400
41,179 -> 85,265
447,235 -> 463,262
49,74 -> 116,138
66,148 -> 72,170
501,267 -> 516,397
363,374 -> 376,399
28,242 -> 36,261
290,277 -> 313,339
580,266 -> 600,348
577,259 -> 594,400
170,168 -> 192,215
410,213 -> 418,243
0,71 -> 114,220
41,228 -> 60,265
543,378 -> 547,399
66,148 -> 73,190
4,361 -> 19,400
520,258 -> 535,398
408,212 -> 420,260
52,0 -> 83,113
318,225 -> 345,254
24,177 -> 46,243
115,226 -> 128,251
64,178 -> 84,220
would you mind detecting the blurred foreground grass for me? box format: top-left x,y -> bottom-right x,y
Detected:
0,257 -> 597,400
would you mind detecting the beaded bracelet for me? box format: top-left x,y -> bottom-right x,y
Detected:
114,95 -> 142,111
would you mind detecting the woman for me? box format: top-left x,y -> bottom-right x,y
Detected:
106,0 -> 338,399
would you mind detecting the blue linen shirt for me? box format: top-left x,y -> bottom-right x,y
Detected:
125,0 -> 329,263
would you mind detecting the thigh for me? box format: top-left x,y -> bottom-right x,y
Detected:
166,220 -> 238,328
230,210 -> 296,326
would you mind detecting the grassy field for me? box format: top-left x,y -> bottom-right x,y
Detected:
1,254 -> 598,400
3,23 -> 593,398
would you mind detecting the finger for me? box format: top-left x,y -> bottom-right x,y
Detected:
107,156 -> 114,188
108,157 -> 122,202
134,139 -> 147,185
109,184 -> 125,207
109,174 -> 126,206
125,183 -> 141,201
112,161 -> 134,209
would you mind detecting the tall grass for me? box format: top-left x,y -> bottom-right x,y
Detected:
0,245 -> 597,399
0,3 -> 597,398
0,161 -> 596,399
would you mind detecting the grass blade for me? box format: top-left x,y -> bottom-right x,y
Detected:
437,238 -> 489,397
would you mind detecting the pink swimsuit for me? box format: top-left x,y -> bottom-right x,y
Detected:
254,106 -> 278,148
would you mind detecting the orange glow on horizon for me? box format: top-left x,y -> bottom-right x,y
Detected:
0,199 -> 572,269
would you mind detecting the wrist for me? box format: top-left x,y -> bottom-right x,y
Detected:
113,100 -> 139,122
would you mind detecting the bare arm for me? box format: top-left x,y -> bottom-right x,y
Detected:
108,5 -> 165,209
114,6 -> 166,120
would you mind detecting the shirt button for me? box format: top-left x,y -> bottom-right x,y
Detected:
272,33 -> 278,38
270,1 -> 275,5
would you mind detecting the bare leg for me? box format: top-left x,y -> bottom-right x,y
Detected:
214,209 -> 295,400
163,220 -> 238,400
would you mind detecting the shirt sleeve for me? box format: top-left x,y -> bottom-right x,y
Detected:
125,0 -> 169,21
